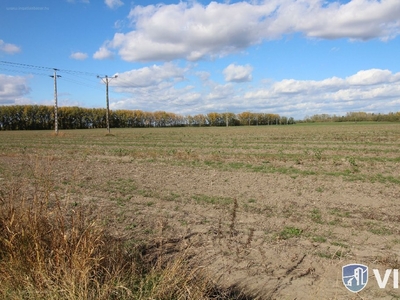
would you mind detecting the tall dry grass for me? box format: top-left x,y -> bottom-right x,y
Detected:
0,156 -> 248,299
0,180 -> 132,299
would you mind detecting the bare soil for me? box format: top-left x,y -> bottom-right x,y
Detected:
1,124 -> 400,299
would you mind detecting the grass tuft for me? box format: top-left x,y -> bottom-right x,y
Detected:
0,176 -> 246,300
278,226 -> 302,240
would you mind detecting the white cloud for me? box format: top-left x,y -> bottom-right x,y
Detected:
93,46 -> 114,60
223,64 -> 253,82
111,85 -> 202,115
346,69 -> 400,86
0,40 -> 21,54
109,64 -> 207,114
244,69 -> 400,118
293,0 -> 400,41
105,1 -> 271,62
105,0 -> 123,9
207,83 -> 235,100
97,0 -> 400,62
195,71 -> 211,83
112,63 -> 186,90
70,52 -> 88,60
0,74 -> 30,104
110,83 -> 201,114
114,19 -> 126,29
107,67 -> 400,119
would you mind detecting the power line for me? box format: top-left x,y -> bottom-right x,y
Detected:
0,66 -> 104,91
59,68 -> 99,77
0,61 -> 121,121
0,60 -> 99,77
0,67 -> 49,77
61,75 -> 104,91
0,60 -> 53,71
0,61 -> 123,89
0,60 -> 107,91
63,72 -> 100,83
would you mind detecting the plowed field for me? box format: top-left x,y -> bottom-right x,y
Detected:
1,123 -> 400,299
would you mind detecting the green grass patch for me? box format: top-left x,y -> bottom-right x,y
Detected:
312,236 -> 327,243
316,249 -> 349,259
310,208 -> 323,224
106,178 -> 137,195
366,222 -> 393,235
192,194 -> 233,206
278,226 -> 303,240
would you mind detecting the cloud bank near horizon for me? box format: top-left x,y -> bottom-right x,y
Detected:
106,65 -> 400,118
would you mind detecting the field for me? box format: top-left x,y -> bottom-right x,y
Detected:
1,123 -> 400,299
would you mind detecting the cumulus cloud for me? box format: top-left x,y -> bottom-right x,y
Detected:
207,83 -> 235,100
244,69 -> 400,117
112,63 -> 186,90
0,40 -> 21,54
70,51 -> 88,60
109,68 -> 400,118
111,85 -> 202,115
96,0 -> 400,62
195,71 -> 211,83
103,1 -> 271,62
223,64 -> 253,82
346,69 -> 400,86
93,46 -> 114,60
105,0 -> 123,9
0,74 -> 30,104
293,0 -> 400,40
109,64 -> 207,113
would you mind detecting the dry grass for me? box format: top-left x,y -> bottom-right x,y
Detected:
0,160 -> 248,300
2,124 -> 400,298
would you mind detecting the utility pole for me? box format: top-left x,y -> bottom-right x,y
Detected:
98,75 -> 117,134
50,69 -> 61,135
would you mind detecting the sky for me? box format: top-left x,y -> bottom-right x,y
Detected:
1,0 -> 400,120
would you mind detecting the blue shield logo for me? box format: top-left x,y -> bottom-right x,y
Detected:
342,264 -> 368,293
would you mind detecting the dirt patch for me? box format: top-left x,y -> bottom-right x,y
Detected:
1,155 -> 399,299
1,124 -> 400,299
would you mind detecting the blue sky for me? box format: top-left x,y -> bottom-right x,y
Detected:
1,0 -> 400,119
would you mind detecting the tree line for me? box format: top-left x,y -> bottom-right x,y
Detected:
0,105 -> 295,130
303,111 -> 400,123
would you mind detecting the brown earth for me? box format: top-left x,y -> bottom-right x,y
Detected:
1,124 -> 400,299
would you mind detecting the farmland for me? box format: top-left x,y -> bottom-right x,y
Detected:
1,123 -> 400,299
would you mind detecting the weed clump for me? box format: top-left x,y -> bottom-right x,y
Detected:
278,226 -> 303,240
0,180 -> 246,299
0,184 -> 133,299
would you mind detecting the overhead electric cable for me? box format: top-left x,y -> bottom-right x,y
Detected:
0,60 -> 100,77
60,69 -> 99,77
62,76 -> 104,91
0,60 -> 53,71
0,67 -> 49,77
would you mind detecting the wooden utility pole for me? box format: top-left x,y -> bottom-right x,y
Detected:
98,75 -> 117,134
50,69 -> 61,135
